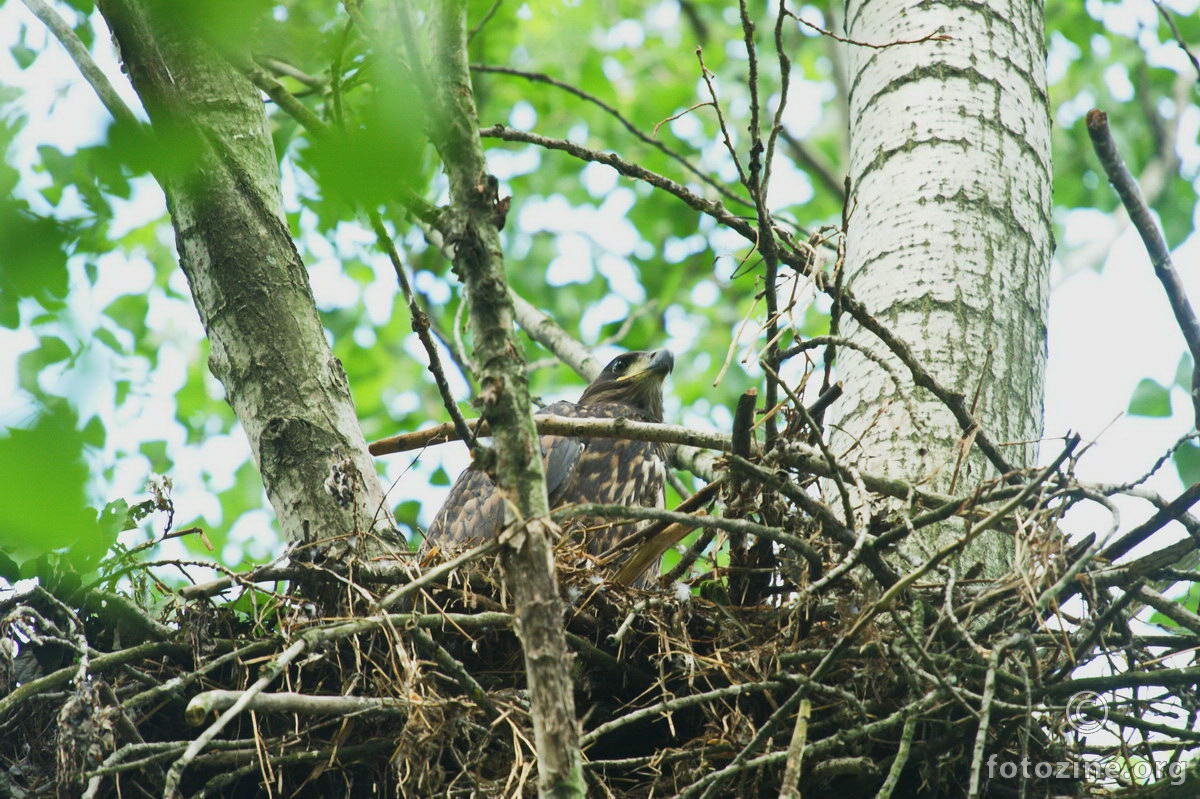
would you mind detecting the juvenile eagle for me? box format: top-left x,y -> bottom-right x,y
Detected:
425,350 -> 673,575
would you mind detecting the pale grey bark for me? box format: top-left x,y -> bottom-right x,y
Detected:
835,0 -> 1052,571
96,0 -> 397,556
185,690 -> 408,720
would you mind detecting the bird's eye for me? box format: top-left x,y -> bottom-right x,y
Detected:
612,357 -> 629,373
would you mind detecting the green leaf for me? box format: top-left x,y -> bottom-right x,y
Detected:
0,295 -> 17,329
698,580 -> 730,604
139,440 -> 171,473
97,499 -> 132,538
1175,353 -> 1193,390
0,405 -> 104,572
154,0 -> 274,55
1127,378 -> 1171,417
1150,583 -> 1200,632
228,587 -> 282,633
81,415 -> 106,448
298,71 -> 428,213
10,43 -> 37,70
393,499 -> 422,548
0,201 -> 71,305
17,337 -> 73,394
93,326 -> 127,354
0,550 -> 18,582
209,461 -> 268,555
72,20 -> 95,50
1175,441 -> 1200,486
104,293 -> 149,341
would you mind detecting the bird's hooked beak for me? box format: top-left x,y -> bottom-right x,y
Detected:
647,349 -> 674,377
619,349 -> 674,382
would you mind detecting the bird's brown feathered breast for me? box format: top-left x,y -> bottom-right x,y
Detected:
424,350 -> 673,569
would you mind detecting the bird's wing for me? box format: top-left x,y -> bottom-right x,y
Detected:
541,401 -> 586,502
423,401 -> 584,546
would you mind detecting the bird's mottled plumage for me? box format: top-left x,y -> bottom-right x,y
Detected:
425,350 -> 673,572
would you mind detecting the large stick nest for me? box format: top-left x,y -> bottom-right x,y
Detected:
4,438 -> 1199,799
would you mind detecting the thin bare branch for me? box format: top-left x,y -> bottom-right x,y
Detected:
471,64 -> 751,208
1087,108 -> 1200,427
20,0 -> 142,128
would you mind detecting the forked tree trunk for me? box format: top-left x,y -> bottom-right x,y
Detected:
96,0 -> 398,556
834,0 -> 1052,571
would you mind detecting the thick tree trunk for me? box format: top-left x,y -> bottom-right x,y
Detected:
96,0 -> 397,555
835,0 -> 1051,570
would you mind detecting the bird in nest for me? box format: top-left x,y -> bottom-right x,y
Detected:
424,349 -> 674,585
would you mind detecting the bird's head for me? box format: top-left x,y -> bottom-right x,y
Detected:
578,349 -> 674,422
